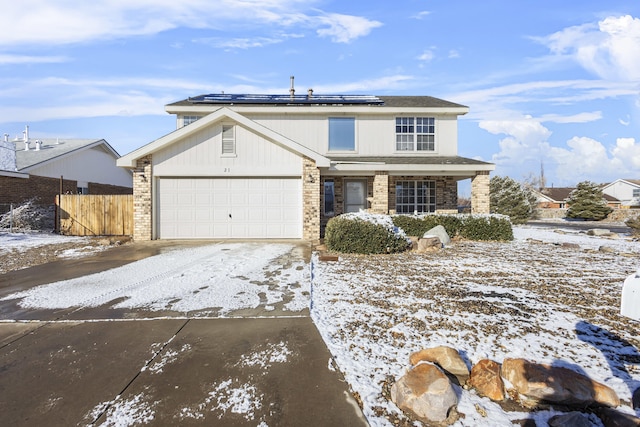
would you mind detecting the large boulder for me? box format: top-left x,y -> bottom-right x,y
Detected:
501,358 -> 620,408
468,359 -> 505,401
424,225 -> 451,245
410,346 -> 469,385
548,412 -> 594,427
390,362 -> 458,423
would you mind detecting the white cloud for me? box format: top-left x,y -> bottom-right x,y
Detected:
417,50 -> 435,61
538,111 -> 602,124
194,37 -> 285,49
448,50 -> 460,59
536,15 -> 640,81
611,137 -> 640,169
315,13 -> 383,43
482,118 -> 552,165
412,11 -> 431,20
0,54 -> 69,65
0,1 -> 380,46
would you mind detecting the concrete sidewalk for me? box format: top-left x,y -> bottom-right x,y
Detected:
0,241 -> 368,426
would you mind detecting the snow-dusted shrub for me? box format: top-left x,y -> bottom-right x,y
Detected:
626,216 -> 640,236
325,212 -> 411,254
392,214 -> 464,237
459,215 -> 513,241
0,199 -> 55,231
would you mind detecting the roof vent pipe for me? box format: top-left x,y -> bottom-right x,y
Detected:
289,75 -> 295,99
308,88 -> 313,98
35,140 -> 42,151
24,125 -> 29,142
3,134 -> 8,143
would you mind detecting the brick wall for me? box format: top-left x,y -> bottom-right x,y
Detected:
133,156 -> 153,241
302,157 -> 321,241
471,171 -> 491,214
0,174 -> 131,207
371,172 -> 389,214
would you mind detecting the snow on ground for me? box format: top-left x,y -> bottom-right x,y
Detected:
311,225 -> 640,426
0,231 -> 91,253
2,224 -> 640,426
1,242 -> 309,316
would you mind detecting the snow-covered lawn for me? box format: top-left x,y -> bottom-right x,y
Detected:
311,225 -> 640,426
1,225 -> 639,426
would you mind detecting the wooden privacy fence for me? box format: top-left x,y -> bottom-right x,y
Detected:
56,194 -> 133,236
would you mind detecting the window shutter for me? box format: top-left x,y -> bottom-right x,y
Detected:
222,125 -> 235,155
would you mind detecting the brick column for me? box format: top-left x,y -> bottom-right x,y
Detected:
302,157 -> 320,241
371,171 -> 389,214
133,155 -> 153,241
471,171 -> 490,214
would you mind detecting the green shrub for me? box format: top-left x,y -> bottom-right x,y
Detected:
392,214 -> 464,237
459,215 -> 513,241
626,216 -> 640,236
325,213 -> 411,254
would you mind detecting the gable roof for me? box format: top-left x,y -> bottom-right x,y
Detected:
117,107 -> 330,168
15,139 -> 120,172
537,187 -> 620,203
602,178 -> 640,189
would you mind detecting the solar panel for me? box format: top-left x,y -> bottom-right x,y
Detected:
189,94 -> 384,105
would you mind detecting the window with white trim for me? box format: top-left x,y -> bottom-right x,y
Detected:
182,115 -> 202,127
222,125 -> 235,155
328,117 -> 356,151
395,180 -> 436,213
395,117 -> 435,151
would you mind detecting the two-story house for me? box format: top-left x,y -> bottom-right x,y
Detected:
117,89 -> 494,241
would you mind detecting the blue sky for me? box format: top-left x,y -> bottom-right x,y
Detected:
1,1 -> 639,194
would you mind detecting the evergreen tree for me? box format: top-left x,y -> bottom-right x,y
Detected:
489,176 -> 537,224
566,181 -> 613,221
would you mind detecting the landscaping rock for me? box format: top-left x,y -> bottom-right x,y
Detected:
468,359 -> 505,401
410,346 -> 469,385
588,228 -> 611,236
417,236 -> 442,253
594,406 -> 640,426
424,225 -> 451,245
501,358 -> 620,408
561,242 -> 581,249
548,412 -> 593,427
599,245 -> 617,254
390,362 -> 458,424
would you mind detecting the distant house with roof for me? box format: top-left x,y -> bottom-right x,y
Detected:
117,83 -> 495,241
601,179 -> 640,208
534,187 -> 621,210
0,127 -> 132,209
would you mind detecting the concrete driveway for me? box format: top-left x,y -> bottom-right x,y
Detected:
0,241 -> 367,427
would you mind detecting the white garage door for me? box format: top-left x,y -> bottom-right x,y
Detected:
158,178 -> 302,239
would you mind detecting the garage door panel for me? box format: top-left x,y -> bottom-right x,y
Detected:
158,178 -> 301,239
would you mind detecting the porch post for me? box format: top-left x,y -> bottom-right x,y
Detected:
471,171 -> 491,214
302,156 -> 321,241
371,171 -> 389,214
133,155 -> 153,241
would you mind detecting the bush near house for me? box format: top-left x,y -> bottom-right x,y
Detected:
325,213 -> 411,254
326,213 -> 515,255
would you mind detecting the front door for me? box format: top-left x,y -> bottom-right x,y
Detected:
344,179 -> 367,213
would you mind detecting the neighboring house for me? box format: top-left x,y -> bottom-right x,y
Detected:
534,187 -> 621,209
601,179 -> 640,208
117,89 -> 495,241
0,129 -> 133,209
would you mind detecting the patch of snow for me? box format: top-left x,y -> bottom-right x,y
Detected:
91,393 -> 156,426
238,341 -> 293,370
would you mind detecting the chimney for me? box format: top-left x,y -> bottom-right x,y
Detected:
307,88 -> 313,98
289,75 -> 295,99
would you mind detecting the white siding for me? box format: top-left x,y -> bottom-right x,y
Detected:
27,146 -> 132,187
153,122 -> 303,177
248,113 -> 459,157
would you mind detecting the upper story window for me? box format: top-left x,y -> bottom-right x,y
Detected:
182,115 -> 202,127
633,188 -> 640,198
328,117 -> 355,151
222,125 -> 235,156
395,117 -> 435,151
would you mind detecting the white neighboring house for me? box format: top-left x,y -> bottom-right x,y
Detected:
601,179 -> 640,208
118,89 -> 495,241
0,129 -> 132,208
